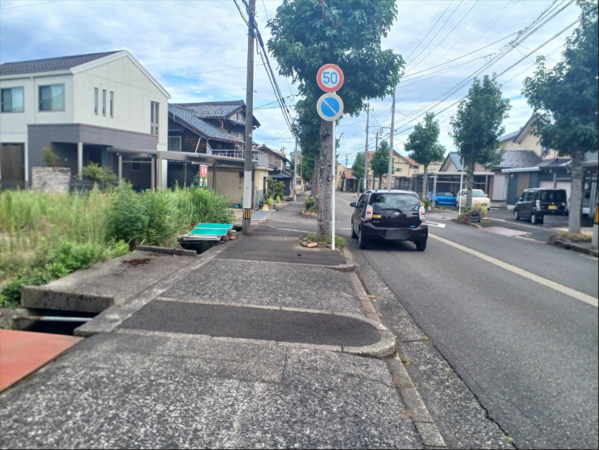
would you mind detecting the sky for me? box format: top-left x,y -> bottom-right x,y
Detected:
0,0 -> 582,166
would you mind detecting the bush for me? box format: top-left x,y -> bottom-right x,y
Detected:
108,183 -> 149,247
276,195 -> 282,204
304,195 -> 316,210
82,162 -> 118,187
42,147 -> 60,167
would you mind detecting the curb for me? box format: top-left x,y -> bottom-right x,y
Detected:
346,245 -> 447,448
549,238 -> 598,257
451,218 -> 482,229
135,245 -> 198,257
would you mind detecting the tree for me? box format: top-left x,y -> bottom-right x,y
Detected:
450,76 -> 511,208
523,0 -> 598,233
371,141 -> 392,189
405,113 -> 446,201
268,0 -> 404,238
352,152 -> 366,193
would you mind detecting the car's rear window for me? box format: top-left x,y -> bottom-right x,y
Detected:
539,190 -> 567,202
370,193 -> 421,211
472,190 -> 486,198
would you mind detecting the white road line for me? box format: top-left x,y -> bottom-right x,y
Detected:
427,221 -> 446,229
429,234 -> 598,308
337,197 -> 352,204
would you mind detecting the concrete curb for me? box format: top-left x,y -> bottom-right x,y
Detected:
549,238 -> 599,258
346,245 -> 447,448
74,242 -> 230,337
155,297 -> 394,358
451,218 -> 482,229
135,245 -> 198,257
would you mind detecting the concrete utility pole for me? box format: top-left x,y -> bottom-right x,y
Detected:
364,104 -> 370,193
388,85 -> 396,191
242,0 -> 256,235
293,139 -> 298,202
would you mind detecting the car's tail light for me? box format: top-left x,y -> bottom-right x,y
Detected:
365,205 -> 374,221
419,206 -> 426,222
536,200 -> 542,209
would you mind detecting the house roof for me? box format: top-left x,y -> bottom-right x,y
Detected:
447,152 -> 463,171
169,105 -> 244,145
256,145 -> 290,163
271,168 -> 295,180
0,51 -> 121,76
500,129 -> 520,142
537,158 -> 571,168
495,151 -> 541,169
404,156 -> 419,167
342,169 -> 356,180
172,100 -> 261,127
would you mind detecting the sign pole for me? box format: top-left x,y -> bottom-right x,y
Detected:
242,0 -> 256,235
332,120 -> 336,250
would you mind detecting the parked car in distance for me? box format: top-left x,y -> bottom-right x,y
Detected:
457,189 -> 491,210
427,191 -> 457,206
514,188 -> 568,225
350,190 -> 428,251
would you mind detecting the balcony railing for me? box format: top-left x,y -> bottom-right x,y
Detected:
211,150 -> 270,167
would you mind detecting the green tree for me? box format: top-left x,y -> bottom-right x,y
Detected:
268,0 -> 404,238
371,141 -> 392,189
523,0 -> 598,233
450,76 -> 511,208
405,113 -> 446,201
352,152 -> 366,193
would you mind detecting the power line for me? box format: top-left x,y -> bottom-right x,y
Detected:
405,0 -> 456,63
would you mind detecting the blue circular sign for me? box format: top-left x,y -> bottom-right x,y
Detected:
317,93 -> 344,122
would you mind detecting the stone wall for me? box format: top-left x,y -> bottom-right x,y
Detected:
32,167 -> 71,194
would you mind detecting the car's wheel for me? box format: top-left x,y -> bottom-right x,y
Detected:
514,209 -> 520,221
358,227 -> 368,249
415,240 -> 427,252
531,213 -> 542,225
351,222 -> 358,239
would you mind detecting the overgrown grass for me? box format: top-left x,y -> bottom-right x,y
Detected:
305,233 -> 347,248
551,231 -> 593,242
0,184 -> 233,308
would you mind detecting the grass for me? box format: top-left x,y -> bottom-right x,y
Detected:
0,184 -> 233,308
305,233 -> 347,248
551,231 -> 593,243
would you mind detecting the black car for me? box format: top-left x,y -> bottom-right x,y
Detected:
350,190 -> 428,251
514,188 -> 568,225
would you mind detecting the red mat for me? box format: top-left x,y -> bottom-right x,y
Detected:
0,330 -> 82,392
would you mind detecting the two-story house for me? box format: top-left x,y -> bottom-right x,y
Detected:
365,150 -> 427,190
0,51 -> 170,189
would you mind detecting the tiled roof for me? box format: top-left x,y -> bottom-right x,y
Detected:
500,129 -> 520,142
271,169 -> 294,180
169,105 -> 244,144
496,151 -> 541,169
0,51 -> 120,76
537,158 -> 571,168
448,152 -> 463,171
171,101 -> 245,119
343,169 -> 356,179
404,156 -> 418,166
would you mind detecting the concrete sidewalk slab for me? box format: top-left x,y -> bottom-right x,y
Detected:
21,250 -> 197,313
162,259 -> 362,315
0,332 -> 422,449
118,300 -> 382,347
0,330 -> 82,392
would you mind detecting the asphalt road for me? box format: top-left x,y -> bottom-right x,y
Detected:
336,191 -> 598,449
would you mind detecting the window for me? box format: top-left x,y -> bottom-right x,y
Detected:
110,91 -> 114,117
39,84 -> 64,111
370,193 -> 421,211
94,88 -> 98,115
131,158 -> 141,171
1,87 -> 24,113
102,89 -> 106,116
151,102 -> 159,135
395,168 -> 403,173
168,136 -> 182,151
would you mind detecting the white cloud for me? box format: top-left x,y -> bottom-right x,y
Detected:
0,0 -> 580,162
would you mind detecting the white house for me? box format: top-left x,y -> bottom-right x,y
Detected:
0,50 -> 170,189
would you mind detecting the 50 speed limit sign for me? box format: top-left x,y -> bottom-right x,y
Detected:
317,64 -> 344,93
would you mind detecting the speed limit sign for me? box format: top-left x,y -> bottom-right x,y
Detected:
317,64 -> 344,93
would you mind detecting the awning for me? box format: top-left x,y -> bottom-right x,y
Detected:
502,167 -> 541,174
108,148 -> 248,168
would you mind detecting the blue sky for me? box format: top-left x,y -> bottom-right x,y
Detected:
0,0 -> 581,165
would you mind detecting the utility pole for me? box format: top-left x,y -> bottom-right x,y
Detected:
374,131 -> 380,189
363,104 -> 370,193
388,85 -> 396,190
293,138 -> 298,202
242,0 -> 256,235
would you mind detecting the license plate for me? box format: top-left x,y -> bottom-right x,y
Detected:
386,230 -> 409,240
549,205 -> 558,210
373,214 -> 382,219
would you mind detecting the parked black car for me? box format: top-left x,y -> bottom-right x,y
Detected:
514,188 -> 568,225
350,190 -> 428,251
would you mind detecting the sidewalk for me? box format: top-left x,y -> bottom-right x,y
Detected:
0,200 -> 436,449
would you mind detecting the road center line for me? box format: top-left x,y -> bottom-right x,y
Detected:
429,234 -> 598,308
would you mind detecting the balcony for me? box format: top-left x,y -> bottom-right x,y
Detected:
211,150 -> 269,167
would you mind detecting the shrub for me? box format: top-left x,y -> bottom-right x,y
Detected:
276,195 -> 282,204
108,183 -> 149,247
42,147 -> 60,167
82,162 -> 118,187
267,198 -> 275,207
304,195 -> 316,210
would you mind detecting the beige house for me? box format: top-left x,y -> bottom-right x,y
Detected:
499,116 -> 560,160
365,150 -> 426,190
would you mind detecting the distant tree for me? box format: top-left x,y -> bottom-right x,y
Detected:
352,153 -> 366,192
405,113 -> 446,201
268,0 -> 404,239
450,76 -> 511,208
301,152 -> 314,184
371,141 -> 392,189
523,0 -> 598,233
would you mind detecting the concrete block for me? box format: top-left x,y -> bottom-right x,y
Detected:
31,167 -> 70,194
